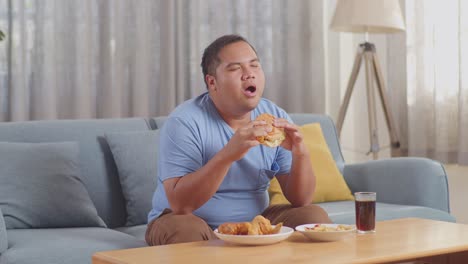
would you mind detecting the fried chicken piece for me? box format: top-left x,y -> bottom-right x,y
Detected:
218,222 -> 251,235
270,223 -> 283,234
218,215 -> 283,235
248,215 -> 283,235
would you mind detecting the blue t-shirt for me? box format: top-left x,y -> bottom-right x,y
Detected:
148,92 -> 293,229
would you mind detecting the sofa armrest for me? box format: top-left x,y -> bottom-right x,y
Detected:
0,208 -> 7,254
343,157 -> 450,213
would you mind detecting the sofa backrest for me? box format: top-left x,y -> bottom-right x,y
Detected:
149,113 -> 345,173
0,114 -> 344,228
0,118 -> 151,228
148,116 -> 167,130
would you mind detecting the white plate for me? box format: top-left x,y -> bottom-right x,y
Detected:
295,223 -> 356,242
214,226 -> 294,246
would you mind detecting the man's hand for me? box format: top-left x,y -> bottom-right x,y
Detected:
273,118 -> 314,207
273,118 -> 307,155
220,120 -> 269,162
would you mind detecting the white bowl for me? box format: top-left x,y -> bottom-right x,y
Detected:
214,226 -> 294,246
295,223 -> 356,242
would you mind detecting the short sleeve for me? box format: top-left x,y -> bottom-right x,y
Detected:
158,117 -> 203,181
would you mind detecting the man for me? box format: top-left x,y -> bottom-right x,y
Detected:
146,34 -> 331,246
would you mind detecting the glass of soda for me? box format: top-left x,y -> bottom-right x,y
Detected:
354,192 -> 376,233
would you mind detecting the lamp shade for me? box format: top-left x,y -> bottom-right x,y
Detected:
330,0 -> 405,33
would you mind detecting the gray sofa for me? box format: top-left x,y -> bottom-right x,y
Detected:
0,114 -> 455,264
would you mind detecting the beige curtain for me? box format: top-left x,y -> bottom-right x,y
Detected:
388,0 -> 468,164
0,0 -> 331,122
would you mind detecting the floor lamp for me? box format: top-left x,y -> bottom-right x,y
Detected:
330,0 -> 405,159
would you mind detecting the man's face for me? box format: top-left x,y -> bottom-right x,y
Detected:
206,41 -> 265,116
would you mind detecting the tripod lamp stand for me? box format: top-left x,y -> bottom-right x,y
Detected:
330,0 -> 405,159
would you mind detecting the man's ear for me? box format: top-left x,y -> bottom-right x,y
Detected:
206,75 -> 216,91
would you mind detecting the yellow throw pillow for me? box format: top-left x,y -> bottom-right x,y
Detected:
268,123 -> 354,204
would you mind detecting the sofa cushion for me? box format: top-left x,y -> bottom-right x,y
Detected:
1,228 -> 146,264
269,123 -> 354,205
106,131 -> 159,226
114,225 -> 147,242
0,118 -> 152,228
0,142 -> 106,229
0,208 -> 7,254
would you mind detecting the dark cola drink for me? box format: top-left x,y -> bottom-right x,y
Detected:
354,192 -> 376,233
355,200 -> 376,232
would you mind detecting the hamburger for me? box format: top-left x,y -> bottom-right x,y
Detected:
255,113 -> 286,147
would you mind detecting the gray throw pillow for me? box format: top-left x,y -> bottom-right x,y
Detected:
0,142 -> 106,229
106,130 -> 159,226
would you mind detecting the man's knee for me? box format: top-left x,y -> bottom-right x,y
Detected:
293,204 -> 332,224
276,204 -> 332,228
146,212 -> 216,246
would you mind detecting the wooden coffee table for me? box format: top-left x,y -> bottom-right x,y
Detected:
93,218 -> 468,264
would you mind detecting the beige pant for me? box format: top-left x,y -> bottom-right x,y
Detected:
145,204 -> 331,246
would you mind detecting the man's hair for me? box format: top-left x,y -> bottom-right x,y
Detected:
201,34 -> 257,89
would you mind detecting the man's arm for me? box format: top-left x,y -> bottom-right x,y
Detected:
163,149 -> 232,215
274,119 -> 315,207
163,120 -> 268,214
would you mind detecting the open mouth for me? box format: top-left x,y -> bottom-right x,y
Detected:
243,85 -> 257,97
246,86 -> 256,93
